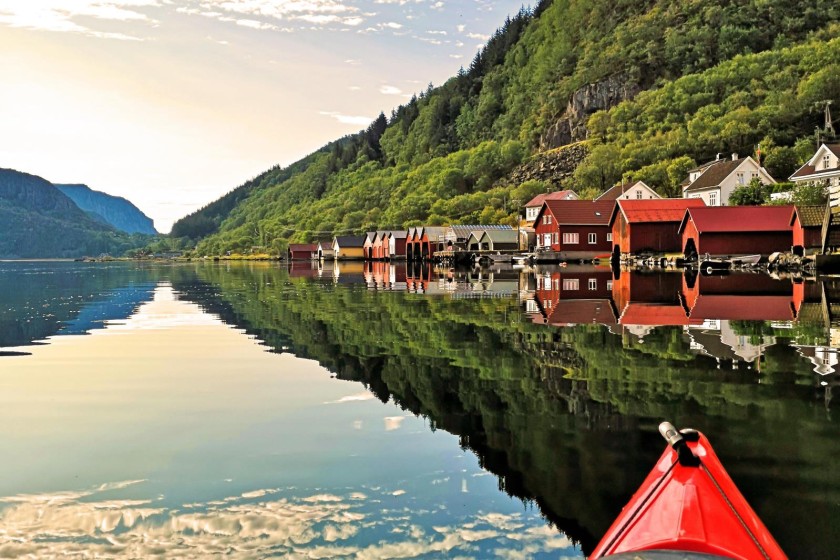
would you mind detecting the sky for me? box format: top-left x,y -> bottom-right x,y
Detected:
0,0 -> 527,233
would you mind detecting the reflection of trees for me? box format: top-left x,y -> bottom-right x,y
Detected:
173,263 -> 840,558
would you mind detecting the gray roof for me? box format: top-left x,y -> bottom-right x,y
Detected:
334,235 -> 366,247
684,158 -> 747,192
480,229 -> 519,244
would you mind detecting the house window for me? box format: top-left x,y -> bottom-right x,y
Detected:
563,278 -> 579,291
737,172 -> 745,185
751,172 -> 759,181
588,233 -> 597,244
636,190 -> 643,199
543,214 -> 553,224
607,233 -> 612,242
588,278 -> 597,290
562,233 -> 579,244
606,280 -> 613,290
824,155 -> 831,170
709,192 -> 717,206
553,233 -> 558,244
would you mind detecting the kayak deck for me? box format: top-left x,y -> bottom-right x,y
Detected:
590,424 -> 787,560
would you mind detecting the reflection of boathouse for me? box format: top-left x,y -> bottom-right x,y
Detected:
529,266 -> 617,326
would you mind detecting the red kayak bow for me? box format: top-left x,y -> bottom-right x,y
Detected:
590,422 -> 787,560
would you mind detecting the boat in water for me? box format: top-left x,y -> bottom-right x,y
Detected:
590,422 -> 787,560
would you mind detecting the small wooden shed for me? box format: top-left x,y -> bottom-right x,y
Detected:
288,243 -> 318,261
790,205 -> 825,256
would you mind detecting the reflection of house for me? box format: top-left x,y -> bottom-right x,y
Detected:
682,272 -> 797,321
531,267 -> 617,326
795,345 -> 839,376
612,270 -> 699,327
790,205 -> 825,256
685,320 -> 776,363
609,199 -> 705,257
679,206 -> 793,258
596,181 -> 660,201
683,154 -> 775,206
288,259 -> 319,277
333,235 -> 366,260
288,243 -> 318,260
533,200 -> 614,258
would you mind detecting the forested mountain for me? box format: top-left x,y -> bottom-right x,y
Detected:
171,0 -> 840,256
55,184 -> 157,235
0,168 -> 151,258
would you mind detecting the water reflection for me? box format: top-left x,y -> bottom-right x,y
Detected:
2,261 -> 840,557
0,480 -> 574,559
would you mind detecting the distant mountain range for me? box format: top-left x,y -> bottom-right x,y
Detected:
55,184 -> 157,235
0,168 -> 155,258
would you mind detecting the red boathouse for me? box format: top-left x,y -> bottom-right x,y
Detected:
533,200 -> 614,259
679,206 -> 794,258
609,198 -> 706,258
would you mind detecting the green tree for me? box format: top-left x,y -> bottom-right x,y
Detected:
729,178 -> 771,205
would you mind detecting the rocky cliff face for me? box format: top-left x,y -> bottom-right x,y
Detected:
0,169 -> 88,218
540,73 -> 641,151
508,142 -> 590,186
56,184 -> 157,235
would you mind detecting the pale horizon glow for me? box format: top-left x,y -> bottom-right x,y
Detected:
0,0 -> 526,232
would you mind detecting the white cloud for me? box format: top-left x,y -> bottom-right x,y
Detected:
319,111 -> 372,125
384,415 -> 407,430
323,391 -> 376,404
0,0 -> 157,39
379,85 -> 402,95
466,32 -> 489,40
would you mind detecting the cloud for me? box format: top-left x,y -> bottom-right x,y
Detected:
466,32 -> 489,41
177,0 -> 368,31
0,0 -> 157,39
319,111 -> 374,126
379,85 -> 403,95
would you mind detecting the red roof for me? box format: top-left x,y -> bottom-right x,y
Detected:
525,190 -> 577,208
680,206 -> 794,233
689,295 -> 795,321
288,243 -> 318,252
613,198 -> 706,225
619,303 -> 702,326
540,199 -> 615,226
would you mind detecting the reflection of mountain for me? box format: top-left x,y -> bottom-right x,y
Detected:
0,262 -> 157,348
58,285 -> 157,335
170,263 -> 840,558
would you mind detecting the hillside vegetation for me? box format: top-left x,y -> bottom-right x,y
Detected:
0,169 -> 151,258
170,0 -> 840,256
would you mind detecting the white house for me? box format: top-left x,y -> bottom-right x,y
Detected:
595,181 -> 660,201
790,143 -> 840,207
523,190 -> 578,224
682,153 -> 775,206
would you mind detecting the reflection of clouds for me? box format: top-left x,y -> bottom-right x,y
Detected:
384,416 -> 407,431
323,391 -> 376,405
0,482 -> 577,558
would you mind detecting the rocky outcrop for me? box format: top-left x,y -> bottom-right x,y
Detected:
56,184 -> 157,235
508,142 -> 590,185
540,73 -> 641,150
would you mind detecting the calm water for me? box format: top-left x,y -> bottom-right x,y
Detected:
1,260 -> 839,558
